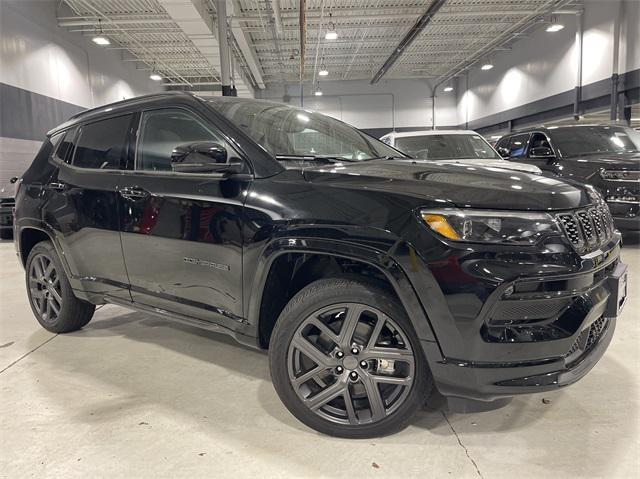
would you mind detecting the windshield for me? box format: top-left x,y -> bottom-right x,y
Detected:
551,126 -> 640,156
208,98 -> 403,161
394,133 -> 501,160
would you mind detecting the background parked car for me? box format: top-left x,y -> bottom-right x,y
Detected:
380,129 -> 541,174
496,125 -> 640,231
0,177 -> 17,239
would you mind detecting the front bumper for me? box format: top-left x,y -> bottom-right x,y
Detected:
414,241 -> 627,401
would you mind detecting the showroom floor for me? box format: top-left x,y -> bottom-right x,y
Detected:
1,238 -> 638,479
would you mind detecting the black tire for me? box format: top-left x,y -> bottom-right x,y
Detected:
269,278 -> 432,438
0,228 -> 12,240
25,241 -> 95,333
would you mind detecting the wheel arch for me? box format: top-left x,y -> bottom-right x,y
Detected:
246,237 -> 438,350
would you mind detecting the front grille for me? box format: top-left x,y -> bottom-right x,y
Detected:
565,317 -> 608,363
557,205 -> 614,254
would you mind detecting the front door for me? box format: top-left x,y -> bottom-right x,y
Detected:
118,107 -> 248,329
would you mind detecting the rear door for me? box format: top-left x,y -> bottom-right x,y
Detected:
44,114 -> 135,300
118,106 -> 249,329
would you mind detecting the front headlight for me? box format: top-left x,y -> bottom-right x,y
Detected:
420,209 -> 562,245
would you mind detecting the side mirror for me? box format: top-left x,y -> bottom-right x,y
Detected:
170,142 -> 242,175
529,146 -> 555,159
497,147 -> 510,159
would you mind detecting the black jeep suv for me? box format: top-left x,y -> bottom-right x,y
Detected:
496,125 -> 640,230
14,93 -> 628,438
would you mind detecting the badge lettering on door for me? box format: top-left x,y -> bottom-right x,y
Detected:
183,257 -> 230,271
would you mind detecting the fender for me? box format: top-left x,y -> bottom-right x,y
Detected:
245,236 -> 441,350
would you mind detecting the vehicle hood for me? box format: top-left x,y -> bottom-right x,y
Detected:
433,158 -> 541,174
302,159 -> 592,211
566,151 -> 640,168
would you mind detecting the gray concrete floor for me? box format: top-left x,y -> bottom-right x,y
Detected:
0,238 -> 638,479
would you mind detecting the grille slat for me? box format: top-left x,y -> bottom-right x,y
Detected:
557,205 -> 614,254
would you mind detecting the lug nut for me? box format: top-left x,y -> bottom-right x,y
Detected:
349,371 -> 358,380
360,360 -> 368,369
336,366 -> 344,374
336,351 -> 344,358
351,347 -> 359,355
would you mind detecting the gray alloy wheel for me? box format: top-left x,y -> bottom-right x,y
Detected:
270,278 -> 430,438
28,253 -> 63,323
287,303 -> 416,425
25,241 -> 95,333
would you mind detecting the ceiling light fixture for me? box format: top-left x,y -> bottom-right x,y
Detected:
443,85 -> 453,92
92,19 -> 110,46
314,84 -> 323,96
480,62 -> 494,71
325,13 -> 338,40
149,73 -> 162,81
319,69 -> 329,76
546,23 -> 564,32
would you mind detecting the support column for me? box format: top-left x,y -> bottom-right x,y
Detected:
573,11 -> 583,120
217,0 -> 232,96
610,1 -> 622,121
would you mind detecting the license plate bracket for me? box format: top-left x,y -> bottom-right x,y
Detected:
605,262 -> 628,318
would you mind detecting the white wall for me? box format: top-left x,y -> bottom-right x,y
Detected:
457,0 -> 639,126
0,0 -> 162,109
258,79 -> 459,132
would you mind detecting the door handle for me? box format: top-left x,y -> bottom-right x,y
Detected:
119,186 -> 150,201
47,182 -> 68,192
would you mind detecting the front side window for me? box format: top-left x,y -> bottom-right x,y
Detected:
507,134 -> 530,158
73,115 -> 133,169
550,126 -> 640,157
209,98 -> 402,161
394,134 -> 501,160
136,109 -> 233,172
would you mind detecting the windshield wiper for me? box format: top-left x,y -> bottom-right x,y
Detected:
275,154 -> 358,163
364,155 -> 408,161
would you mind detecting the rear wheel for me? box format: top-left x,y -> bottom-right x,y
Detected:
269,278 -> 431,438
25,241 -> 95,333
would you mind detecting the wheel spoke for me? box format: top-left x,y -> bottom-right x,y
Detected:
372,375 -> 412,386
292,365 -> 325,387
292,335 -> 336,368
48,297 -> 60,317
29,288 -> 45,299
343,387 -> 358,425
360,374 -> 386,422
308,318 -> 340,344
339,304 -> 363,347
44,297 -> 52,319
49,287 -> 62,304
361,347 -> 414,363
365,316 -> 386,350
43,260 -> 55,281
305,380 -> 345,410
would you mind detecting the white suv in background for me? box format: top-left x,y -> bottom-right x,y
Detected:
380,130 -> 541,174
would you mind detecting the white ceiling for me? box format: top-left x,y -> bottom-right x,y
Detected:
58,0 -> 582,96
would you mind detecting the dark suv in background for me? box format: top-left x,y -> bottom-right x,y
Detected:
496,125 -> 640,230
13,93 -> 628,438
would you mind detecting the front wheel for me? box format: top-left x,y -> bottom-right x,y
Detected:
25,241 -> 95,333
269,278 -> 431,438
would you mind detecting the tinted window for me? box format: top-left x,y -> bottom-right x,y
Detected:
550,126 -> 640,156
209,98 -> 402,161
394,134 -> 500,160
507,134 -> 530,158
137,109 -> 230,172
53,127 -> 78,163
495,137 -> 510,150
73,115 -> 133,169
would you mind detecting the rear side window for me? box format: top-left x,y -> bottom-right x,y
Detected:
73,115 -> 133,169
52,127 -> 78,163
495,137 -> 510,150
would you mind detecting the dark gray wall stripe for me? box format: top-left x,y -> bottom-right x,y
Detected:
361,125 -> 459,138
467,68 -> 640,134
0,82 -> 84,141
